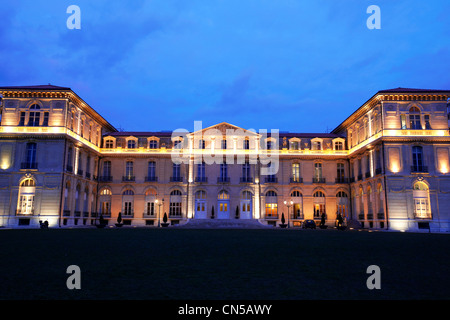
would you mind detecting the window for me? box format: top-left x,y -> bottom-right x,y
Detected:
409,107 -> 421,129
105,140 -> 114,148
25,142 -> 37,166
195,190 -> 207,218
144,189 -> 156,216
170,190 -> 182,216
17,178 -> 36,215
413,182 -> 431,219
242,161 -> 251,181
334,141 -> 344,150
199,139 -> 205,149
312,140 -> 321,150
147,161 -> 156,180
243,139 -> 250,150
18,112 -> 26,126
42,112 -> 49,126
67,147 -> 73,171
122,190 -> 134,215
103,161 -> 111,177
336,191 -> 348,218
125,161 -> 134,178
314,163 -> 323,181
313,191 -> 326,218
127,140 -> 136,149
424,115 -> 431,129
292,163 -> 300,182
412,146 -> 424,172
220,163 -> 228,179
27,104 -> 41,126
80,119 -> 84,137
221,139 -> 227,149
172,163 -> 181,179
88,124 -> 92,142
266,140 -> 273,150
197,162 -> 206,181
265,191 -> 277,218
291,191 -> 303,218
149,140 -> 158,149
290,141 -> 299,150
337,163 -> 345,181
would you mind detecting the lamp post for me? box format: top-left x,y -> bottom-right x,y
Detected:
156,198 -> 164,227
284,200 -> 293,228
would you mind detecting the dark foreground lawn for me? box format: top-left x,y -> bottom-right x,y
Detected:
0,227 -> 449,300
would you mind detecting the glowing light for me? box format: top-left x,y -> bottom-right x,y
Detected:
391,163 -> 400,173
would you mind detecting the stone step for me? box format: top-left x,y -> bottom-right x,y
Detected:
174,219 -> 274,229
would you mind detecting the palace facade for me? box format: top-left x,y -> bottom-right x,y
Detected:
0,85 -> 449,232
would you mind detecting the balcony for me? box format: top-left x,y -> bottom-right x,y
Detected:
122,212 -> 134,218
375,167 -> 383,175
66,165 -> 73,173
74,211 -> 81,217
170,176 -> 183,182
85,172 -> 91,179
169,212 -> 183,218
98,176 -> 113,182
21,162 -> 38,170
83,211 -> 89,217
312,177 -> 326,184
240,177 -> 253,183
357,174 -> 363,181
349,177 -> 355,183
290,177 -> 303,184
265,214 -> 278,220
143,212 -> 156,218
217,177 -> 230,183
122,176 -> 135,182
415,212 -> 432,220
411,165 -> 428,173
335,177 -> 349,184
264,177 -> 278,183
16,209 -> 34,215
77,169 -> 83,176
145,176 -> 158,182
290,213 -> 304,220
377,213 -> 385,220
365,171 -> 371,178
367,213 -> 373,220
358,213 -> 364,220
63,210 -> 71,217
195,177 -> 208,183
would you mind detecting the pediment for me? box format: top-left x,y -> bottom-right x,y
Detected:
189,122 -> 260,138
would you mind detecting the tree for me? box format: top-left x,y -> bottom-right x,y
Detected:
117,212 -> 122,224
163,212 -> 168,223
281,212 -> 285,225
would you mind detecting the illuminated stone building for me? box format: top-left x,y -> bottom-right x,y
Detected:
0,85 -> 449,232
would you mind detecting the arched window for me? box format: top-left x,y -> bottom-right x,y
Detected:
409,107 -> 421,129
240,191 -> 253,219
17,178 -> 36,215
291,191 -> 303,218
313,191 -> 326,218
170,190 -> 182,217
27,104 -> 41,126
145,189 -> 157,216
195,190 -> 207,219
99,188 -> 111,215
265,190 -> 278,218
122,189 -> 134,216
218,190 -> 229,200
413,181 -> 431,219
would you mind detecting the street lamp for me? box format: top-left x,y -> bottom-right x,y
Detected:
284,200 -> 293,228
156,198 -> 164,227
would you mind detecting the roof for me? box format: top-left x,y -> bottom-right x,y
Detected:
378,87 -> 450,93
0,84 -> 71,90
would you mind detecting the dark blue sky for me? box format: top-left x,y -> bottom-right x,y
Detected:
1,0 -> 450,133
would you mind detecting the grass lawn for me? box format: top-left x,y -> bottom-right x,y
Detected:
0,227 -> 449,300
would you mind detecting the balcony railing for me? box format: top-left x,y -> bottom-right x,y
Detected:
358,213 -> 364,220
375,167 -> 383,175
349,177 -> 355,183
312,177 -> 326,183
335,177 -> 349,183
290,213 -> 305,220
377,213 -> 385,220
66,165 -> 73,173
83,211 -> 89,217
290,177 -> 303,183
240,177 -> 253,183
367,213 -> 373,220
122,212 -> 134,218
122,176 -> 135,182
74,211 -> 81,217
365,171 -> 371,178
170,176 -> 183,182
98,176 -> 113,182
143,212 -> 156,218
21,162 -> 38,170
265,214 -> 278,220
85,172 -> 91,179
217,177 -> 230,183
411,165 -> 428,173
63,210 -> 71,217
195,177 -> 208,183
357,174 -> 363,181
169,212 -> 183,218
16,209 -> 34,215
77,169 -> 83,176
264,177 -> 278,183
145,176 -> 158,182
415,212 -> 432,219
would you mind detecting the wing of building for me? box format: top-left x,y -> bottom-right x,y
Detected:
1,85 -> 449,232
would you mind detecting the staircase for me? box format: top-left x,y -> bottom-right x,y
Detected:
174,219 -> 274,229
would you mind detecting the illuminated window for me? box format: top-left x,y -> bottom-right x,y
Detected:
413,182 -> 431,219
336,191 -> 348,218
195,190 -> 207,218
334,141 -> 344,150
170,190 -> 182,216
292,163 -> 300,182
149,140 -> 158,149
127,140 -> 136,149
291,191 -> 303,218
312,141 -> 321,150
313,191 -> 325,218
105,140 -> 114,148
17,178 -> 36,215
265,190 -> 277,218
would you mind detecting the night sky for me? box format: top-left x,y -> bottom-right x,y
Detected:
1,0 -> 450,133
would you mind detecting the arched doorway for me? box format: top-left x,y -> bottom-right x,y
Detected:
240,190 -> 253,219
217,190 -> 230,219
17,178 -> 35,215
195,190 -> 207,219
